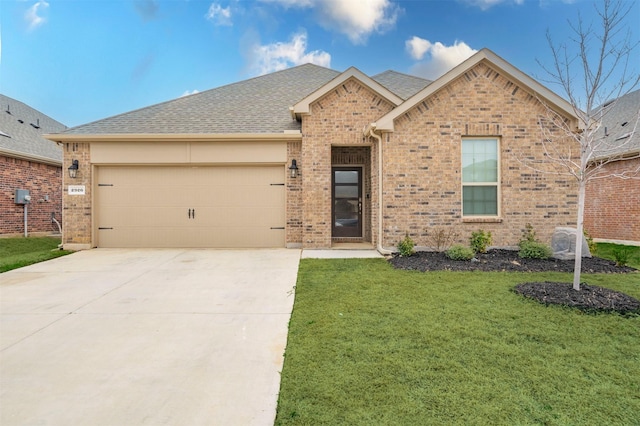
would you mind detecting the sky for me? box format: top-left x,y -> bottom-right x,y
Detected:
1,0 -> 638,128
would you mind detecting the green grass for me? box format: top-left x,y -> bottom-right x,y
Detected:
595,243 -> 640,269
276,259 -> 640,425
0,237 -> 72,273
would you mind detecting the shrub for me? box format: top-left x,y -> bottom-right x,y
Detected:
470,230 -> 492,254
397,233 -> 415,257
446,245 -> 475,261
425,227 -> 460,252
584,229 -> 597,254
518,241 -> 552,259
613,247 -> 631,266
519,223 -> 537,247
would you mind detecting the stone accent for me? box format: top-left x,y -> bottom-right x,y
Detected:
380,61 -> 579,248
62,142 -> 92,248
300,78 -> 394,248
585,157 -> 640,243
0,155 -> 62,236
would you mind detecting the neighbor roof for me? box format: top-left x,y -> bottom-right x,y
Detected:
593,89 -> 640,159
0,94 -> 66,165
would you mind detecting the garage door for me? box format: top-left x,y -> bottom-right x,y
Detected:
96,166 -> 285,248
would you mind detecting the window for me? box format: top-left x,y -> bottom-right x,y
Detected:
462,138 -> 499,216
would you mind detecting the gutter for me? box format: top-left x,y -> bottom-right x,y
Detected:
365,123 -> 393,256
43,132 -> 303,143
0,147 -> 62,167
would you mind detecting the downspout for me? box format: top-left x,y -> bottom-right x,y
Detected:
366,124 -> 393,255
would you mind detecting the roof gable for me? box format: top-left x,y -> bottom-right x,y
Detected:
292,67 -> 404,117
593,89 -> 640,158
0,94 -> 66,164
374,48 -> 577,132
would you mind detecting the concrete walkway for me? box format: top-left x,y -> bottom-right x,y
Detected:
0,249 -> 300,426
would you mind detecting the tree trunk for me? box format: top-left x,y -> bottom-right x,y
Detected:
572,179 -> 587,291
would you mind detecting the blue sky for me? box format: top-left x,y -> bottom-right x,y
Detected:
1,0 -> 638,128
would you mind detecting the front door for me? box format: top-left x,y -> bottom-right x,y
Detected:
332,167 -> 362,238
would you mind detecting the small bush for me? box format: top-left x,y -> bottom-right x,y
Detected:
613,248 -> 631,266
584,229 -> 597,254
397,233 -> 415,257
520,223 -> 537,247
470,229 -> 492,253
425,227 -> 460,252
518,241 -> 552,259
446,245 -> 475,261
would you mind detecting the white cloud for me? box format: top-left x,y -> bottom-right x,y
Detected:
181,90 -> 200,97
458,0 -> 524,11
206,3 -> 232,26
408,39 -> 478,80
261,0 -> 399,44
405,36 -> 432,61
249,31 -> 331,75
25,1 -> 49,31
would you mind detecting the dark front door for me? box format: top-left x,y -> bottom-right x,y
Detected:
332,167 -> 362,238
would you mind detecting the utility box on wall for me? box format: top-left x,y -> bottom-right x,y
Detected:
15,189 -> 31,204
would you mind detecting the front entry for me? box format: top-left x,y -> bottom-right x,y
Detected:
332,167 -> 362,238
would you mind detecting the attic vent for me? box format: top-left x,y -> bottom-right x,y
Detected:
0,130 -> 10,138
615,132 -> 632,141
30,119 -> 40,129
5,105 -> 10,115
18,119 -> 24,124
621,121 -> 628,127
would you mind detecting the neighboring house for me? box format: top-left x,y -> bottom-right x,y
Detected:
1,94 -> 66,236
46,49 -> 581,251
584,89 -> 640,245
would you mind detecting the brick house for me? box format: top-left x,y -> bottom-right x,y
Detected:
584,89 -> 640,245
46,49 -> 580,251
1,94 -> 66,236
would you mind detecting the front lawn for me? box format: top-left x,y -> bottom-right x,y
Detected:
595,243 -> 640,269
0,237 -> 72,273
276,259 -> 640,425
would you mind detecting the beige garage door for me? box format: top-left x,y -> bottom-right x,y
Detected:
96,166 -> 285,248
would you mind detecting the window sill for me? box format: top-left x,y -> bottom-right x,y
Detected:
462,217 -> 503,223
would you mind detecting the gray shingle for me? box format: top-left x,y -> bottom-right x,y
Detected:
593,89 -> 640,158
0,94 -> 66,162
371,70 -> 432,100
63,64 -> 340,135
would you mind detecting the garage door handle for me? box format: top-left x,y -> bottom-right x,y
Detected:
192,209 -> 195,219
188,208 -> 192,219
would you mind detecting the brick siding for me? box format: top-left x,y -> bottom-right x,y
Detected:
584,157 -> 640,242
62,142 -> 92,245
0,155 -> 62,236
301,78 -> 394,248
381,61 -> 579,248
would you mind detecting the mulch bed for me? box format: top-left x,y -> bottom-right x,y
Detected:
389,249 -> 639,314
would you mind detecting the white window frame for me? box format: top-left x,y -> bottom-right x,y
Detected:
461,137 -> 501,218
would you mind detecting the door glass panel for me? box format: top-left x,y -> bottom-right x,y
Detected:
335,185 -> 359,198
335,171 -> 358,184
334,199 -> 358,228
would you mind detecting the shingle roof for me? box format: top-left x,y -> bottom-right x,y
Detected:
371,70 -> 432,100
63,64 -> 341,135
0,94 -> 66,164
593,89 -> 640,159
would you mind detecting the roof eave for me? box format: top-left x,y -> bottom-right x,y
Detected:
0,147 -> 62,167
44,132 -> 303,143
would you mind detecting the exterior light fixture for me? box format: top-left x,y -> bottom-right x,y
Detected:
289,159 -> 299,178
68,160 -> 79,178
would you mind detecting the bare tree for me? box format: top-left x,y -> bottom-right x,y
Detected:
527,0 -> 640,290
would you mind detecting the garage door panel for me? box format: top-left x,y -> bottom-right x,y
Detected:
97,166 -> 285,248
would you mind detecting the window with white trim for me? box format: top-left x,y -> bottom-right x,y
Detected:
462,138 -> 499,216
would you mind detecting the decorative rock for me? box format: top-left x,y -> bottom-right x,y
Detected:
551,227 -> 592,260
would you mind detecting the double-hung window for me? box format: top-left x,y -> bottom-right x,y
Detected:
462,138 -> 499,216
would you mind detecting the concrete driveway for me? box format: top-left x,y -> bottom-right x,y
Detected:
0,249 -> 300,426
